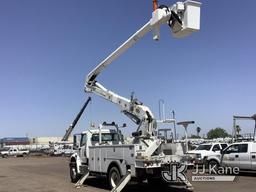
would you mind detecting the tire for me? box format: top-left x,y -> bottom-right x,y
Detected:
70,162 -> 81,183
108,166 -> 121,189
208,160 -> 219,172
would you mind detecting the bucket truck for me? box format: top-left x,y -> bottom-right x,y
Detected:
69,1 -> 201,191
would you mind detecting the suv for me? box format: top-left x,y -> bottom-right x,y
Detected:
187,143 -> 228,165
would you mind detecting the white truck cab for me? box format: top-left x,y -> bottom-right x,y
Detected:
73,128 -> 121,165
221,142 -> 256,171
187,143 -> 228,165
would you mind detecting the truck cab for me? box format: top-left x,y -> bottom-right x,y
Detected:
70,126 -> 123,184
75,128 -> 121,163
221,142 -> 256,171
187,143 -> 228,165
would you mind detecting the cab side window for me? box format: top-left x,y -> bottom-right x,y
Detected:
225,144 -> 239,154
238,144 -> 248,153
212,144 -> 220,151
221,144 -> 228,150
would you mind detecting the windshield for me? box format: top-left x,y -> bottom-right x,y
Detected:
196,145 -> 212,151
91,133 -> 119,142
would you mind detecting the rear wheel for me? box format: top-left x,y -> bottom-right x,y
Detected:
70,162 -> 81,183
108,166 -> 121,189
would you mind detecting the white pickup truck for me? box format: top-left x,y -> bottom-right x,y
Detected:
1,147 -> 29,158
187,143 -> 228,165
221,142 -> 256,171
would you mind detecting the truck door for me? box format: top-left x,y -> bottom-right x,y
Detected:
251,143 -> 256,170
79,133 -> 88,163
238,144 -> 251,170
222,144 -> 239,168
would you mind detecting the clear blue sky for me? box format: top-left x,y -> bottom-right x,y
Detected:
1,0 -> 256,138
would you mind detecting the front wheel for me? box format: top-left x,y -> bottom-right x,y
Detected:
70,162 -> 81,183
108,166 -> 121,189
208,160 -> 219,173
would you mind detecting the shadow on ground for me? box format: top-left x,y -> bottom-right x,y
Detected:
238,171 -> 256,177
84,177 -> 192,192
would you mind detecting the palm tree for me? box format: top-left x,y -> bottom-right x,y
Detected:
196,127 -> 201,137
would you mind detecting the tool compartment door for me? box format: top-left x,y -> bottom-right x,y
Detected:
100,145 -> 135,175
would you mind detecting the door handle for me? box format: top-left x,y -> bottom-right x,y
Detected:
235,155 -> 239,158
252,155 -> 256,159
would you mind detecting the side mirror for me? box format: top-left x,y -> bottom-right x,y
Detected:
73,144 -> 77,150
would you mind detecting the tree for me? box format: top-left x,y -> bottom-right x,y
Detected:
190,134 -> 201,139
207,127 -> 229,139
196,127 -> 201,137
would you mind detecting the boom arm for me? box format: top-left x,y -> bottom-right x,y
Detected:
62,97 -> 91,141
85,1 -> 201,137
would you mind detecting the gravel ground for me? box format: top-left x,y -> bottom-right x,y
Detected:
0,157 -> 255,192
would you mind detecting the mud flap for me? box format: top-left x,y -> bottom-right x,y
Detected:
74,170 -> 89,188
111,170 -> 131,192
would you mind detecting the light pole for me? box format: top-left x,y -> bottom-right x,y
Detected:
177,121 -> 195,152
172,110 -> 177,141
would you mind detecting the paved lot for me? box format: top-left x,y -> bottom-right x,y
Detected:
0,157 -> 255,192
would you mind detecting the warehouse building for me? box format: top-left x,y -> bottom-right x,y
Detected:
30,136 -> 73,145
0,137 -> 30,148
0,136 -> 73,148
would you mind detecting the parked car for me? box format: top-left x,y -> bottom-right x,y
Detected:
1,147 -> 29,158
187,143 -> 228,165
220,142 -> 256,171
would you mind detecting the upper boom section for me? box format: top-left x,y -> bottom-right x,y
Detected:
84,1 -> 201,137
85,0 -> 201,86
